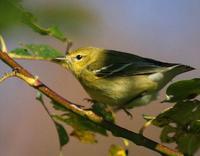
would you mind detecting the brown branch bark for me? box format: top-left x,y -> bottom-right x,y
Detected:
0,51 -> 183,156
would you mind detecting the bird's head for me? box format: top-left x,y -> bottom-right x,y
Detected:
53,47 -> 103,76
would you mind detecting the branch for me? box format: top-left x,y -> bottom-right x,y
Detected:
0,71 -> 16,83
0,51 -> 183,156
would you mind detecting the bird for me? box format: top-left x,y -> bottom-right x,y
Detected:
53,47 -> 194,113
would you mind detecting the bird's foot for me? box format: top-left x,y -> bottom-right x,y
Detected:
123,108 -> 133,119
71,103 -> 84,109
83,98 -> 96,104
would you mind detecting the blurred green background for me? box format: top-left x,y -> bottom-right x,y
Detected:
0,0 -> 199,156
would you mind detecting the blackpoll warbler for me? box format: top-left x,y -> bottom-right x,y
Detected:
53,47 -> 194,111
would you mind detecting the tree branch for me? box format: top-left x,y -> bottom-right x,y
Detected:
0,51 -> 183,156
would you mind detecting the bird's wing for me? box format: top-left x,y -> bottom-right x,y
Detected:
87,50 -> 177,78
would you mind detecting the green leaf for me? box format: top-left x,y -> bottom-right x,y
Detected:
0,0 -> 22,30
177,133 -> 200,156
108,144 -> 127,156
9,44 -> 63,60
153,100 -> 200,127
51,100 -> 107,144
51,101 -> 104,144
47,26 -> 67,42
0,0 -> 69,42
70,130 -> 97,144
64,113 -> 107,136
150,100 -> 200,155
165,78 -> 200,102
22,11 -> 67,42
53,112 -> 107,144
35,92 -> 69,149
55,122 -> 69,147
160,125 -> 176,143
143,78 -> 200,155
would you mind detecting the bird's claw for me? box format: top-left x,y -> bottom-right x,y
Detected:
83,98 -> 96,104
123,108 -> 133,119
71,103 -> 84,109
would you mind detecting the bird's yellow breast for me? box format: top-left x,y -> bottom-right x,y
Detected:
79,72 -> 157,107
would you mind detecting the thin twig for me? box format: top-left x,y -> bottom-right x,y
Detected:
0,71 -> 16,83
0,51 -> 183,156
65,40 -> 73,55
139,119 -> 154,135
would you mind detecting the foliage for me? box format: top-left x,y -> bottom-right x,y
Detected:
22,12 -> 68,42
52,100 -> 107,144
165,78 -> 200,102
36,92 -> 69,150
144,79 -> 200,155
0,0 -> 22,30
0,0 -> 95,35
9,44 -> 63,60
108,144 -> 127,156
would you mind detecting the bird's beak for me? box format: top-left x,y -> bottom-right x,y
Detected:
52,56 -> 71,69
52,56 -> 66,64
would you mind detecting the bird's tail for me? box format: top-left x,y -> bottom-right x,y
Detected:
157,64 -> 195,90
169,64 -> 195,76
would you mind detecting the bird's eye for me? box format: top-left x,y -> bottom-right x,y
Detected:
76,55 -> 83,60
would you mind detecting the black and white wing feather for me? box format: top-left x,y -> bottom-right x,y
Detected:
87,50 -> 178,78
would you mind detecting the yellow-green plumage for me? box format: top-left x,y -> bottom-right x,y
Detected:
54,47 -> 194,111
